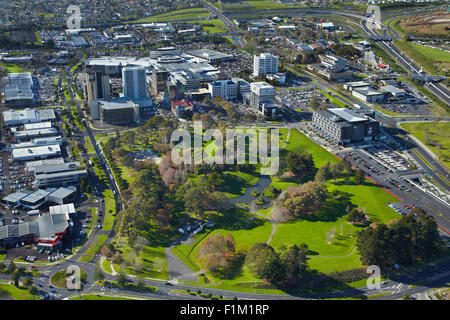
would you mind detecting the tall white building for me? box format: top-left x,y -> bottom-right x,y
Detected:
122,66 -> 148,100
249,81 -> 277,118
208,80 -> 238,100
253,53 -> 279,77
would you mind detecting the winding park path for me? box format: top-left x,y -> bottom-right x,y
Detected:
164,128 -> 292,281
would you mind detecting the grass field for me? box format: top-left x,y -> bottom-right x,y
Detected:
103,190 -> 116,231
270,176 -> 399,274
247,1 -> 300,9
398,12 -> 450,37
184,19 -> 227,34
101,257 -> 113,274
131,8 -> 210,23
50,269 -> 87,288
410,43 -> 450,62
400,121 -> 450,169
84,137 -> 96,155
222,171 -> 260,198
0,61 -> 25,73
114,237 -> 169,280
81,235 -> 108,261
0,283 -> 38,300
394,39 -> 446,75
171,207 -> 271,274
70,293 -> 147,300
283,129 -> 340,167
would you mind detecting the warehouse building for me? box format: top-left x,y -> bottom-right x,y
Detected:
352,88 -> 384,103
14,127 -> 58,141
3,73 -> 37,107
2,108 -> 56,126
12,136 -> 63,150
186,49 -> 234,64
25,158 -> 65,172
311,108 -> 380,145
0,213 -> 69,249
380,85 -> 406,98
12,145 -> 61,162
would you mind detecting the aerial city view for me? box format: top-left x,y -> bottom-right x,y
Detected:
0,0 -> 449,308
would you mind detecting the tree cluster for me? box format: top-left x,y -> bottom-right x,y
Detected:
281,180 -> 328,219
245,243 -> 309,285
356,208 -> 441,271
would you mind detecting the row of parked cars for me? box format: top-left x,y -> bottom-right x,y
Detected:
388,203 -> 414,216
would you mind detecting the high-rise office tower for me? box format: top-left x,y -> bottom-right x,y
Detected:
122,66 -> 148,100
253,53 -> 279,77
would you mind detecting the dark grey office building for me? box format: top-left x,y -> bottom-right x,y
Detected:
312,108 -> 379,145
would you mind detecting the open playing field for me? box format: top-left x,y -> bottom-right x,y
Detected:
185,19 -> 227,34
400,121 -> 450,169
131,8 -> 210,23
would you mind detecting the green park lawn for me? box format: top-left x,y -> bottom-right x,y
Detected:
101,257 -> 113,274
91,156 -> 108,187
283,129 -> 340,167
222,171 -> 260,198
400,122 -> 450,169
113,237 -> 169,280
0,283 -> 38,300
172,207 -> 272,273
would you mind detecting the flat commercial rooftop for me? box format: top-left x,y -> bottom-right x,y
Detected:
12,144 -> 61,160
49,203 -> 75,221
21,189 -> 52,204
99,99 -> 135,110
3,191 -> 33,203
185,49 -> 233,62
14,128 -> 58,139
25,158 -> 65,171
328,108 -> 368,123
24,122 -> 52,130
3,108 -> 56,125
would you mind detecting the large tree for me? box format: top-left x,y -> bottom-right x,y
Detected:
284,151 -> 315,180
245,243 -> 285,283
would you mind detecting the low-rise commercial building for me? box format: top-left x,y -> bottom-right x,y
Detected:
2,108 -> 56,126
12,145 -> 61,161
311,108 -> 379,145
352,88 -> 384,103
